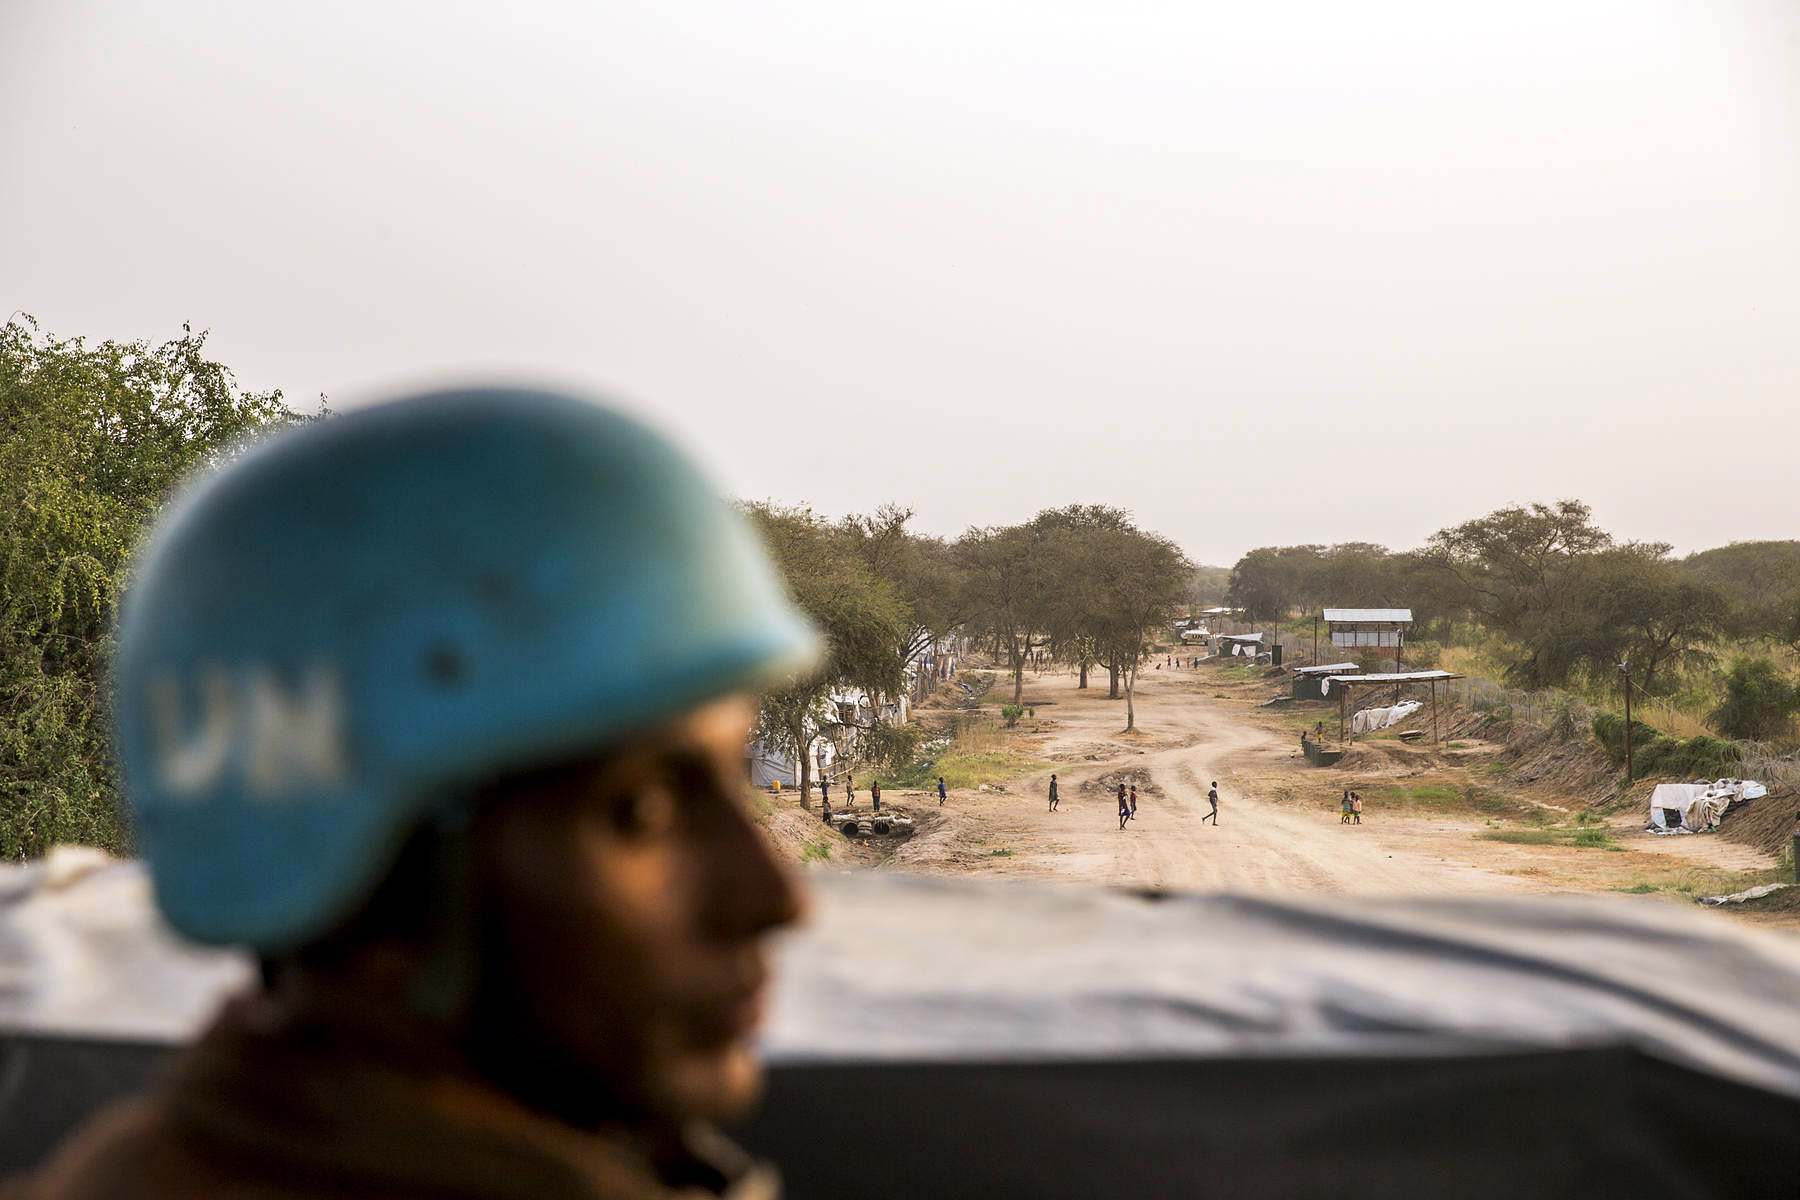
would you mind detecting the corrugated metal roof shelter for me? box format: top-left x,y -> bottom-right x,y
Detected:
1323,608 -> 1413,623
1323,669 -> 1463,744
1292,661 -> 1361,701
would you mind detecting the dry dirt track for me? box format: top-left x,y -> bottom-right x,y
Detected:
890,664 -> 1617,897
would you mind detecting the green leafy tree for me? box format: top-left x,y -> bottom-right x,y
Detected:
745,504 -> 912,807
1416,500 -> 1612,688
955,522 -> 1054,707
1,317 -> 307,860
1569,549 -> 1729,696
838,504 -> 968,701
1708,658 -> 1800,743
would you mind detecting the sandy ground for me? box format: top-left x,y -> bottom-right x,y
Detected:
881,662 -> 1785,914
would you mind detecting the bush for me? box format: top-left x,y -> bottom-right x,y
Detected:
1548,694 -> 1585,741
1406,640 -> 1442,670
1592,711 -> 1742,779
1708,657 -> 1800,742
1000,704 -> 1023,728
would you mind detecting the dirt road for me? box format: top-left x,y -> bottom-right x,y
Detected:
889,663 -> 1771,902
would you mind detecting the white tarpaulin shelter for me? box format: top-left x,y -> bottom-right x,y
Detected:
1351,700 -> 1423,734
1647,779 -> 1767,833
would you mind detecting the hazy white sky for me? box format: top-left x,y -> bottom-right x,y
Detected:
4,0 -> 1797,565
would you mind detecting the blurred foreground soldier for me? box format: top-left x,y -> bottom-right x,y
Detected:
11,389 -> 820,1200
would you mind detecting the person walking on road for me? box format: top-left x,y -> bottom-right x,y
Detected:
1205,782 -> 1220,825
1118,785 -> 1131,830
1048,774 -> 1059,812
845,771 -> 855,809
938,777 -> 948,805
1352,792 -> 1363,824
1128,784 -> 1139,819
1341,789 -> 1353,824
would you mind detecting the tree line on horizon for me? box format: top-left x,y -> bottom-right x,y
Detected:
743,502 -> 1192,805
1224,500 -> 1800,743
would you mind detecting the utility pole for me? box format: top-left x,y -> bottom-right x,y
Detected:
1312,614 -> 1318,665
1620,661 -> 1633,784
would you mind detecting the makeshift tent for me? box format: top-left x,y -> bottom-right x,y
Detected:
7,860 -> 1800,1193
1216,633 -> 1263,659
748,739 -> 799,788
1647,779 -> 1767,833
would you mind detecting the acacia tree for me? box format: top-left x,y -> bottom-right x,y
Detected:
745,504 -> 911,808
1569,549 -> 1729,695
954,523 -> 1052,707
1031,506 -> 1133,694
1,317 -> 307,860
839,504 -> 968,701
1093,529 -> 1190,731
1415,500 -> 1613,688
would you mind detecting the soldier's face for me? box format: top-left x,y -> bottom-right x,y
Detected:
481,696 -> 805,1124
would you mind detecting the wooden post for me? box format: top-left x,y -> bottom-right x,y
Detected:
1621,661 -> 1633,784
1312,614 -> 1318,666
1339,684 -> 1347,743
1431,678 -> 1440,745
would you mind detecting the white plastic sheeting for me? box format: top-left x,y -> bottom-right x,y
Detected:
1647,779 -> 1766,833
1350,700 -> 1423,734
766,874 -> 1800,1098
0,848 -> 250,1041
8,859 -> 1800,1100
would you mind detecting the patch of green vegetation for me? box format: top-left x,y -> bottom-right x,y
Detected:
987,848 -> 1013,857
800,840 -> 833,864
893,717 -> 1051,790
1479,828 -> 1563,846
1591,711 -> 1741,780
1478,821 -> 1617,849
1613,883 -> 1659,894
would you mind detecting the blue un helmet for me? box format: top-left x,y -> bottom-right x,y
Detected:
114,388 -> 818,952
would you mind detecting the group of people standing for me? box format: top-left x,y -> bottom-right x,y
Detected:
1043,773 -> 1219,829
1340,790 -> 1364,824
819,772 -> 950,826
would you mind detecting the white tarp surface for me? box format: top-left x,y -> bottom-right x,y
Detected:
766,874 -> 1800,1098
11,858 -> 1800,1098
1648,780 -> 1764,833
1351,700 -> 1423,734
0,849 -> 250,1041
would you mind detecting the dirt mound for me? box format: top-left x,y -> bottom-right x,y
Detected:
1718,788 -> 1800,856
1083,767 -> 1165,797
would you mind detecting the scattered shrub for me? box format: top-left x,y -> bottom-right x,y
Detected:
1592,711 -> 1741,779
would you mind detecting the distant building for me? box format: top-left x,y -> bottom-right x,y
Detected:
1323,608 -> 1412,652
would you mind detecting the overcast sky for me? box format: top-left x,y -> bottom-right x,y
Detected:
4,1 -> 1797,565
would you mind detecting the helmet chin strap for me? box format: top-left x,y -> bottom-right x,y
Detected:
408,794 -> 483,1028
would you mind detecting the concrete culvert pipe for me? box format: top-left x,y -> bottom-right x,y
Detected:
872,819 -> 891,835
840,819 -> 860,836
